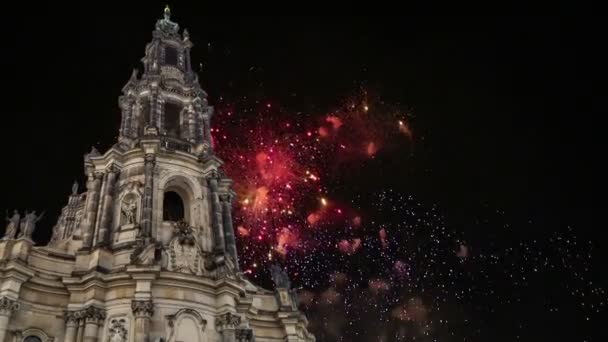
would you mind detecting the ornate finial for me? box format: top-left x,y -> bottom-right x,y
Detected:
183,28 -> 190,41
164,5 -> 171,20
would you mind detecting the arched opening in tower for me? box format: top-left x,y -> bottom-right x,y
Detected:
163,191 -> 185,222
165,46 -> 178,66
164,102 -> 182,137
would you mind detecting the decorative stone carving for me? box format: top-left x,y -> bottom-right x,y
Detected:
81,305 -> 106,323
64,310 -> 80,324
236,328 -> 255,342
132,300 -> 154,317
165,221 -> 207,275
0,297 -> 19,316
107,318 -> 128,342
3,209 -> 20,239
215,312 -> 241,330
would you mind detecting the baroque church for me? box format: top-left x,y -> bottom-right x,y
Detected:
0,7 -> 315,342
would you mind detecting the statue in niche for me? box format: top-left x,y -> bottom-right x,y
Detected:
121,196 -> 138,226
3,210 -> 20,239
17,210 -> 44,239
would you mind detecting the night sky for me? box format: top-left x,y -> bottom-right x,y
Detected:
1,7 -> 603,342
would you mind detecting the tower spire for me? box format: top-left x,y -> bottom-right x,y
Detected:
164,4 -> 171,20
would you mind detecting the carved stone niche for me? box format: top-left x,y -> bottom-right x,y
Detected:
114,182 -> 143,244
164,309 -> 207,342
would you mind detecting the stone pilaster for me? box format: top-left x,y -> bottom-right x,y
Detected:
82,306 -> 105,342
132,300 -> 154,342
83,172 -> 104,249
119,96 -> 132,139
187,108 -> 196,143
220,194 -> 239,270
215,312 -> 241,342
96,166 -> 119,247
64,311 -> 80,342
149,92 -> 158,130
76,316 -> 85,342
207,176 -> 225,254
141,154 -> 155,239
0,297 -> 19,342
202,116 -> 212,144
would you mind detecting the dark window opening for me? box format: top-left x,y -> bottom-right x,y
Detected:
164,102 -> 181,137
165,46 -> 178,66
163,191 -> 184,221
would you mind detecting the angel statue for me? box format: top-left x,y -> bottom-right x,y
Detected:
3,210 -> 20,239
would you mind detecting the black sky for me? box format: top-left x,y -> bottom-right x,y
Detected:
1,11 -> 596,242
0,7 -> 601,340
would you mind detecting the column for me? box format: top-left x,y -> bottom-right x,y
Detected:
207,176 -> 225,254
119,97 -> 130,139
215,312 -> 241,342
83,172 -> 103,248
202,115 -> 212,144
132,300 -> 154,342
64,311 -> 79,342
76,316 -> 85,342
96,166 -> 119,247
149,93 -> 158,129
83,307 -> 105,342
0,297 -> 19,342
188,109 -> 196,143
141,154 -> 155,239
220,194 -> 239,270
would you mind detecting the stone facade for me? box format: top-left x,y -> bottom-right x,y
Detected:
0,7 -> 315,342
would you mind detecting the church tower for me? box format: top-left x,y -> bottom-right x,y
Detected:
0,7 -> 315,342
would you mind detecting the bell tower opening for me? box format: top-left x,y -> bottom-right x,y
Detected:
164,45 -> 178,66
163,191 -> 184,222
164,102 -> 182,137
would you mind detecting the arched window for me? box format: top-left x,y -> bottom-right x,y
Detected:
164,102 -> 182,137
163,191 -> 184,222
24,337 -> 42,342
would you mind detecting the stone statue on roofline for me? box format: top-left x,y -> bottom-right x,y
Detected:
17,210 -> 44,240
3,210 -> 20,239
270,263 -> 291,289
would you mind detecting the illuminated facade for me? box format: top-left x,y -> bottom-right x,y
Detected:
0,7 -> 314,342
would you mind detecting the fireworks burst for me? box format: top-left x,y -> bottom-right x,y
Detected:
210,89 -> 605,341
